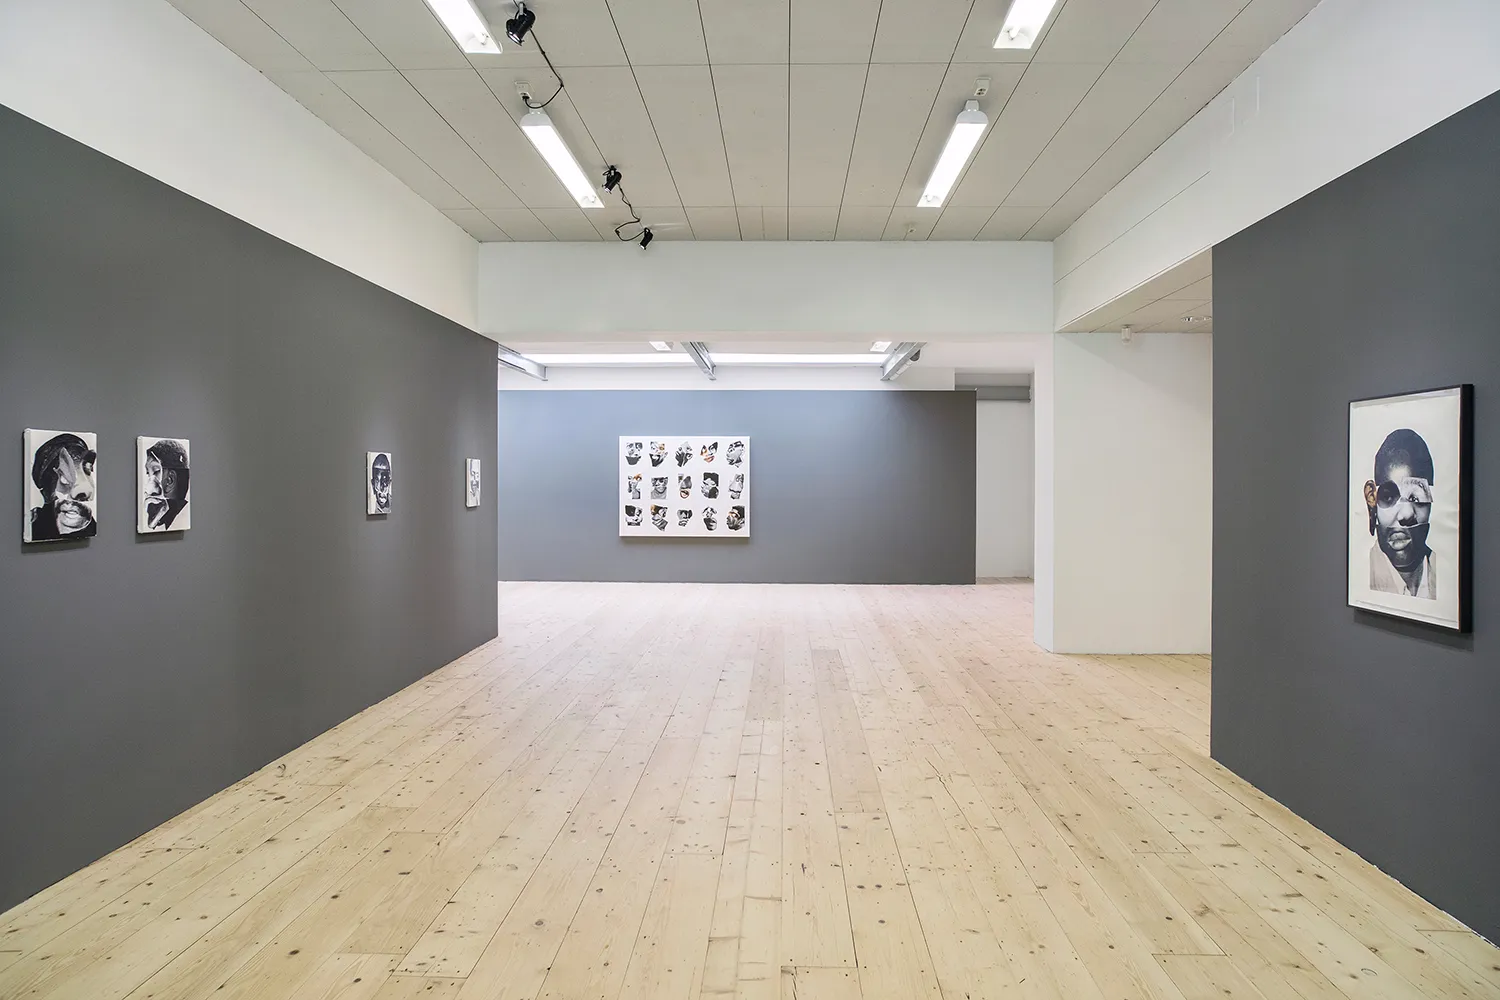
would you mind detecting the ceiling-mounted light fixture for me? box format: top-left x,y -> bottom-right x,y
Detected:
603,165 -> 623,193
639,227 -> 654,249
519,109 -> 602,208
505,1 -> 536,45
649,341 -> 673,352
420,0 -> 500,54
870,341 -> 892,353
994,0 -> 1060,49
918,101 -> 988,208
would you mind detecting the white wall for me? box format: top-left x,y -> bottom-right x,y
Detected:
0,0 -> 478,330
976,401 -> 1034,579
479,242 -> 1053,339
1053,0 -> 1500,328
1036,333 -> 1213,653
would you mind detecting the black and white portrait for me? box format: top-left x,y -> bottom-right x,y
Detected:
620,435 -> 749,537
466,458 -> 482,508
24,429 -> 98,543
1348,386 -> 1470,631
367,451 -> 392,514
138,436 -> 190,532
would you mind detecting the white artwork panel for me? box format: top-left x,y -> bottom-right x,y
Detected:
138,436 -> 191,532
367,451 -> 392,514
620,436 -> 749,538
24,428 -> 98,543
466,458 -> 482,508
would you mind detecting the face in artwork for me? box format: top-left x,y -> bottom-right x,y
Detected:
1365,428 -> 1434,572
677,509 -> 693,527
32,434 -> 97,537
625,505 -> 643,526
625,441 -> 643,465
701,473 -> 719,499
650,441 -> 667,466
679,474 -> 692,499
728,473 -> 744,500
726,440 -> 745,466
626,473 -> 642,499
700,442 -> 718,463
675,441 -> 693,467
651,504 -> 669,531
727,505 -> 745,531
702,506 -> 718,531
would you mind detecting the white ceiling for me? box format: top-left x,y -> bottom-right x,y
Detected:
1061,249 -> 1212,332
169,0 -> 1316,242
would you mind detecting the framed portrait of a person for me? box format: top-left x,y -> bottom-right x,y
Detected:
1347,385 -> 1472,631
138,436 -> 191,532
24,429 -> 98,543
367,451 -> 392,515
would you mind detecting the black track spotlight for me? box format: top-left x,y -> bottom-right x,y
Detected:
506,2 -> 535,45
639,227 -> 654,249
603,165 -> 623,193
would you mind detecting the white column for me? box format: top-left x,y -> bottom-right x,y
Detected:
1034,332 -> 1213,653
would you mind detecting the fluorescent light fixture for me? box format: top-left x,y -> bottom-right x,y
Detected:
519,110 -> 602,208
523,353 -> 695,365
918,101 -> 987,208
870,341 -> 892,353
649,341 -> 674,352
710,353 -> 886,366
421,0 -> 501,54
994,0 -> 1060,49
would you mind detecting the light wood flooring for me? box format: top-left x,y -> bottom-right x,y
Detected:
2,581 -> 1497,1000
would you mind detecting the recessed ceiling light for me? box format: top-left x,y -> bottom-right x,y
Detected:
994,0 -> 1060,49
870,341 -> 893,353
420,0 -> 500,54
649,341 -> 673,352
918,101 -> 988,208
519,109 -> 602,209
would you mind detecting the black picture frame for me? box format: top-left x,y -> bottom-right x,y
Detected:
1346,383 -> 1472,633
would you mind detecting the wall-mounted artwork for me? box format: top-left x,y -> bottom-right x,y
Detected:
367,451 -> 392,514
620,436 -> 749,537
1347,385 -> 1471,631
466,458 -> 482,508
138,436 -> 190,532
24,429 -> 98,543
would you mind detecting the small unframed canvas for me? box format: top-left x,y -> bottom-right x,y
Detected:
138,436 -> 191,532
1347,385 -> 1471,631
368,451 -> 392,514
620,436 -> 749,537
24,429 -> 98,543
466,458 -> 482,508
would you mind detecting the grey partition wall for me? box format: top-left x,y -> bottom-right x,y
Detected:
0,106 -> 498,910
498,390 -> 976,584
1213,92 -> 1500,939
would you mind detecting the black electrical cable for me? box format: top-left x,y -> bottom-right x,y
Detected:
521,29 -> 565,109
611,180 -> 646,242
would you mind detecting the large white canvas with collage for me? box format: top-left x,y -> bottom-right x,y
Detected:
620,436 -> 749,537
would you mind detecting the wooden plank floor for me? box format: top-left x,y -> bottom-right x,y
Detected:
3,581 -> 1496,1000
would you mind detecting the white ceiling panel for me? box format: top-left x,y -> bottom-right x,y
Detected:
443,208 -> 511,239
793,0 -> 882,64
634,66 -> 735,207
241,0 -> 390,70
553,67 -> 683,206
841,63 -> 948,206
331,0 -> 469,69
699,0 -> 790,65
949,61 -> 1104,207
871,0 -> 976,64
172,0 -> 1316,241
978,205 -> 1048,240
630,206 -> 694,239
712,64 -> 790,206
482,208 -> 556,239
171,0 -> 317,72
328,69 -> 523,207
686,207 -> 742,239
788,207 -> 840,241
407,68 -> 578,208
788,64 -> 865,207
1166,275 -> 1212,300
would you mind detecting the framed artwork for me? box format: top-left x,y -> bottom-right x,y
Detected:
620,436 -> 748,537
24,429 -> 98,542
465,458 -> 482,508
1347,385 -> 1472,631
367,451 -> 392,514
138,436 -> 191,532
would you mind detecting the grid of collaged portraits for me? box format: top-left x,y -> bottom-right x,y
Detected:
619,436 -> 749,537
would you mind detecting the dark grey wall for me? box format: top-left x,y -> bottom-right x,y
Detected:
1213,92 -> 1500,940
498,390 -> 975,584
0,106 -> 497,910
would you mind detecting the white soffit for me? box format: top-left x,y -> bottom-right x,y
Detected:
167,0 -> 1319,242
